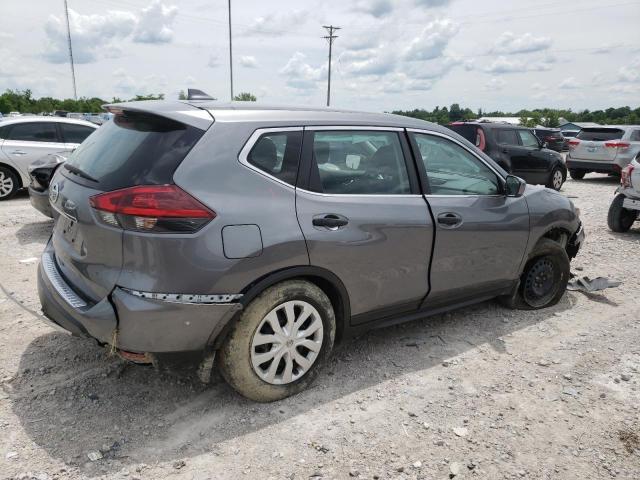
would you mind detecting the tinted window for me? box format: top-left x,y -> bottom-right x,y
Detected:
629,130 -> 640,141
61,123 -> 96,144
517,130 -> 540,147
310,131 -> 410,195
495,129 -> 519,146
7,122 -> 58,142
411,133 -> 500,196
0,125 -> 9,139
247,131 -> 302,186
65,111 -> 204,190
576,128 -> 624,141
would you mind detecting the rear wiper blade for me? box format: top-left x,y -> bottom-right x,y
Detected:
64,163 -> 99,183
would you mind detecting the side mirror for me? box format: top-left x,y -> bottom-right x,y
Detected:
505,175 -> 526,197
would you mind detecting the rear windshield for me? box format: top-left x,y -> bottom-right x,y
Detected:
446,124 -> 486,151
64,111 -> 204,190
576,128 -> 624,141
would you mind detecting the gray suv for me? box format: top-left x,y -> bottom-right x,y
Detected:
38,100 -> 584,401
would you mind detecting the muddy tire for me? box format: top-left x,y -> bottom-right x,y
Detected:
569,169 -> 586,180
217,280 -> 336,402
0,166 -> 20,200
500,238 -> 570,310
607,194 -> 637,233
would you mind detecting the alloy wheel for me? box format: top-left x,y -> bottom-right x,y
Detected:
552,169 -> 563,190
250,300 -> 324,385
0,171 -> 14,198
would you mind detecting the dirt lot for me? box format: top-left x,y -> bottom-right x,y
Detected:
1,175 -> 639,480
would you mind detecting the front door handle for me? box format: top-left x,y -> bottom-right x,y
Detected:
11,150 -> 27,155
437,212 -> 462,228
312,214 -> 349,229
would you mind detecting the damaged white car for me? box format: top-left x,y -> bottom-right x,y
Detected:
608,155 -> 640,232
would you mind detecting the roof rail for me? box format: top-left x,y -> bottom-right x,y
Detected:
187,88 -> 215,101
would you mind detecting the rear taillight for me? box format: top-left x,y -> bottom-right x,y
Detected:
621,164 -> 635,188
604,141 -> 630,151
90,185 -> 216,233
568,139 -> 580,150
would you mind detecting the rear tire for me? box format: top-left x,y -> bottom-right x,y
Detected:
0,166 -> 20,200
569,169 -> 586,180
217,280 -> 336,402
499,238 -> 570,310
607,194 -> 637,233
547,166 -> 564,191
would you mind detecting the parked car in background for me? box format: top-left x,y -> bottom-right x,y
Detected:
0,116 -> 97,200
607,154 -> 640,232
447,122 -> 567,190
561,130 -> 580,151
566,126 -> 640,179
38,100 -> 584,402
28,153 -> 66,217
532,127 -> 564,152
8,111 -> 21,117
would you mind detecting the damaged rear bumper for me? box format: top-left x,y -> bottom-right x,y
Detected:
37,247 -> 242,354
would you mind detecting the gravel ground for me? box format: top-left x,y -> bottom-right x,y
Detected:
1,175 -> 639,480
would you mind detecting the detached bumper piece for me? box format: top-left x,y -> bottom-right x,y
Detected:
38,248 -> 243,354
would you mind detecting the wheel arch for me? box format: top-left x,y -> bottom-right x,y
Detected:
209,266 -> 351,350
0,162 -> 24,189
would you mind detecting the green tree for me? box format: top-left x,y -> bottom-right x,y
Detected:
233,92 -> 257,102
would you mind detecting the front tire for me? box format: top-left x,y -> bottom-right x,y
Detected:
547,166 -> 565,191
500,239 -> 570,310
569,169 -> 586,180
217,280 -> 336,402
0,166 -> 20,200
607,194 -> 637,233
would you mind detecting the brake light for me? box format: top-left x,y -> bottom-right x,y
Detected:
604,141 -> 630,150
90,185 -> 216,233
621,164 -> 635,188
568,139 -> 580,150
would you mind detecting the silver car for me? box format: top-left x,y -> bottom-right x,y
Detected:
566,125 -> 640,179
38,99 -> 584,401
0,116 -> 98,199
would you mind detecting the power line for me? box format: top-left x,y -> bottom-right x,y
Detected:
323,25 -> 340,107
63,0 -> 77,100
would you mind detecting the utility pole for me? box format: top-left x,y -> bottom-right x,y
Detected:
63,0 -> 77,100
322,25 -> 340,107
228,0 -> 234,101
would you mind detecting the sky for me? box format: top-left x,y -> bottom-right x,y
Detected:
1,0 -> 639,113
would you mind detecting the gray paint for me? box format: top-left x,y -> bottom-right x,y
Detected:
222,224 -> 263,259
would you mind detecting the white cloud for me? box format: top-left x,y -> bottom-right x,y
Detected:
133,1 -> 178,44
491,32 -> 552,54
343,31 -> 382,51
483,54 -> 555,74
617,57 -> 640,83
341,45 -> 397,76
353,0 -> 393,18
485,77 -> 506,91
239,56 -> 258,68
404,18 -> 459,61
113,68 -> 168,95
245,11 -> 308,36
408,55 -> 461,80
382,73 -> 434,93
558,77 -> 581,89
207,55 -> 220,68
415,0 -> 451,7
279,52 -> 325,90
44,9 -> 137,63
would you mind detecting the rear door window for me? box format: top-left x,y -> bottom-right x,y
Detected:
629,130 -> 640,141
308,130 -> 410,195
7,122 -> 59,142
495,129 -> 519,146
246,131 -> 302,186
576,128 -> 624,141
64,111 -> 204,190
517,130 -> 540,148
60,123 -> 96,144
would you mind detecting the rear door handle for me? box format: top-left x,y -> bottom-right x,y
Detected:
437,212 -> 462,228
312,214 -> 349,229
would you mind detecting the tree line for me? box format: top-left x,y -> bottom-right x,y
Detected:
1,90 -> 637,126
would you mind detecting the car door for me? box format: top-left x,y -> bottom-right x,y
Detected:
407,130 -> 530,307
0,122 -> 65,178
59,122 -> 97,151
295,127 -> 433,324
493,128 -> 526,175
516,129 -> 552,183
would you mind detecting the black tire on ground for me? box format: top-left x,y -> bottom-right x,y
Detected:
607,194 -> 637,233
546,166 -> 565,191
217,280 -> 336,402
0,166 -> 20,201
569,169 -> 586,180
499,238 -> 570,310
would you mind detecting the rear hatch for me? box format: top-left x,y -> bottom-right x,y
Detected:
48,103 -> 211,303
446,123 -> 486,151
570,127 -> 625,161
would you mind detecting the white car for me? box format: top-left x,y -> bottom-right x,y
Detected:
0,116 -> 98,200
608,154 -> 640,232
